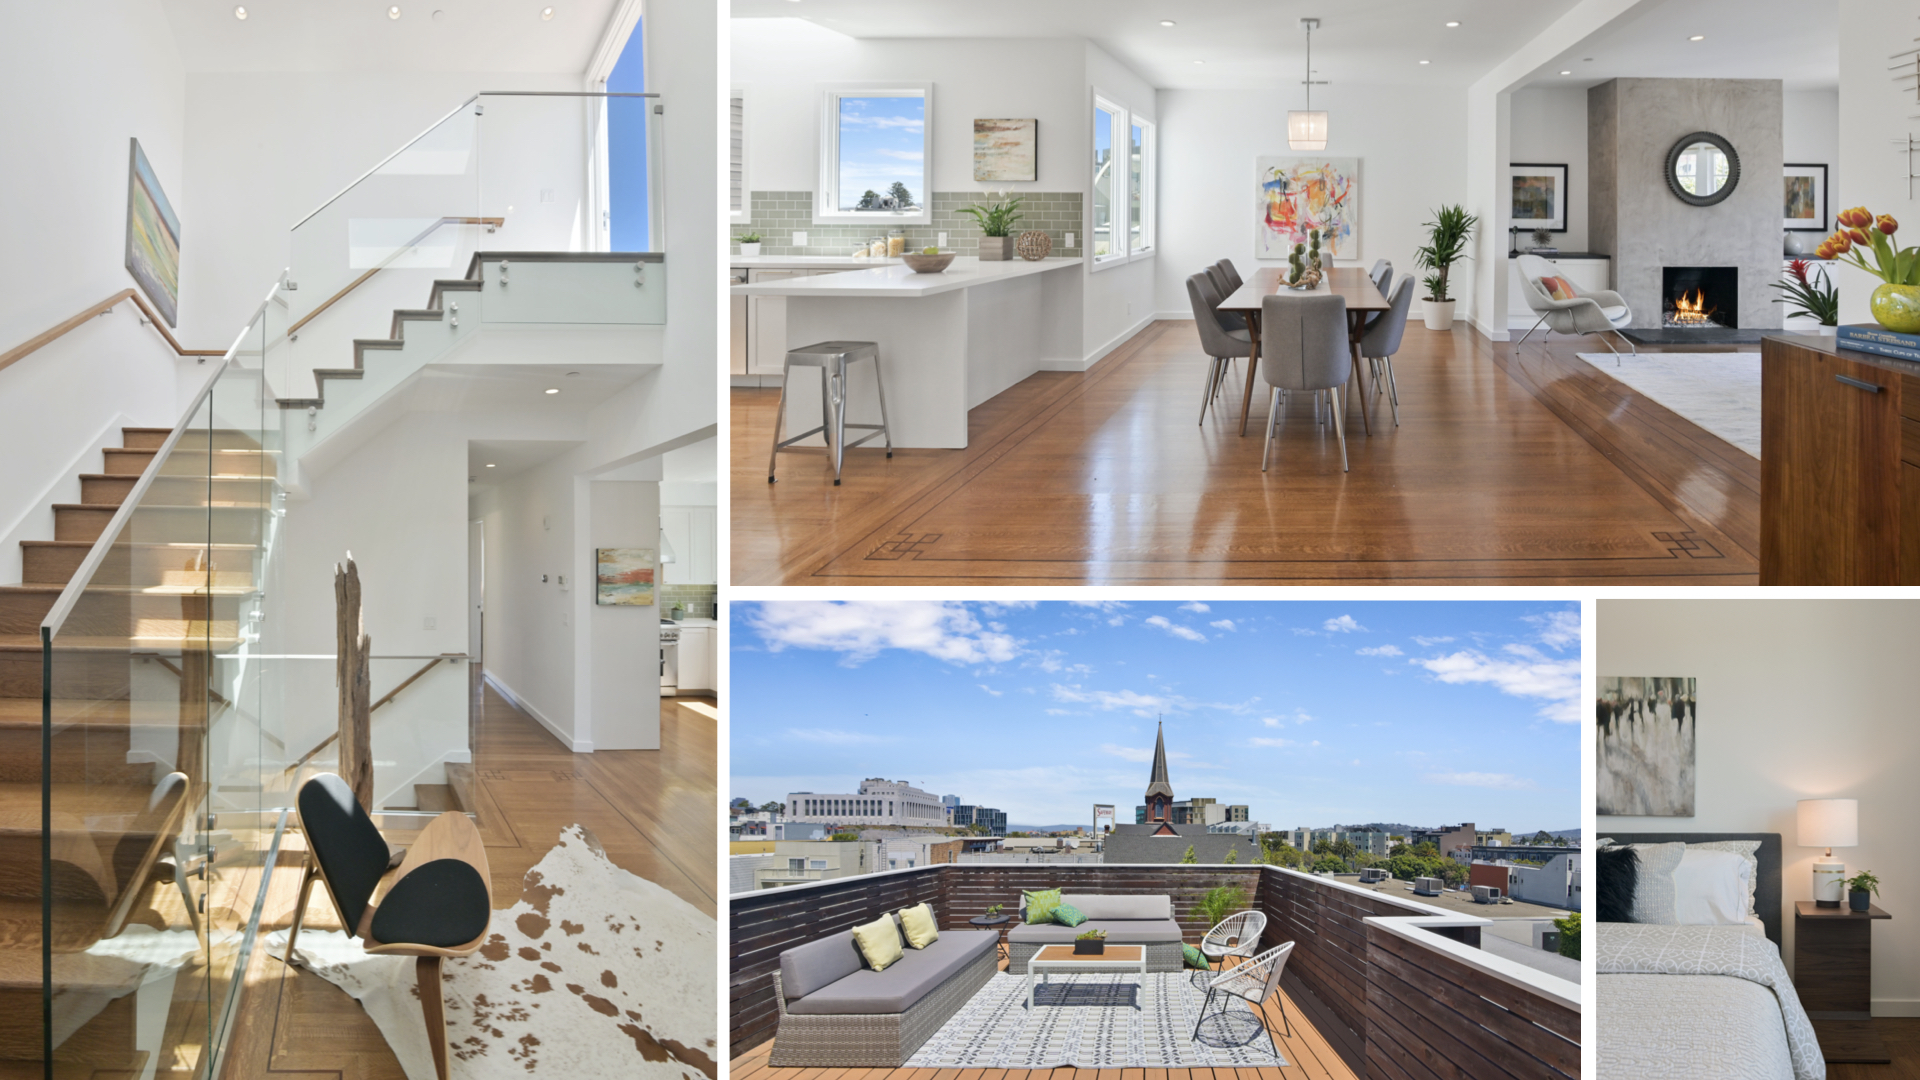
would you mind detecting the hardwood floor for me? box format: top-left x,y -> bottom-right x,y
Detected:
731,320 -> 1762,584
212,678 -> 717,1080
1832,1018 -> 1920,1079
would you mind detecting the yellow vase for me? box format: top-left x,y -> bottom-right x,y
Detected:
1871,282 -> 1920,334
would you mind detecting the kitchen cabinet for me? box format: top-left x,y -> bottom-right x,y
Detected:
660,506 -> 717,585
734,267 -> 859,375
678,625 -> 716,693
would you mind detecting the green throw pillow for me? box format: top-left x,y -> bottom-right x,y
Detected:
1052,903 -> 1088,928
1182,944 -> 1208,970
1022,888 -> 1063,925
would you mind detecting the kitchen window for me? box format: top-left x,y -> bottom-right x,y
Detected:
1091,92 -> 1155,269
817,84 -> 932,225
730,88 -> 749,224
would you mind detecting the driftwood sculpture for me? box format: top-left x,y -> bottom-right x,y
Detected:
335,554 -> 374,812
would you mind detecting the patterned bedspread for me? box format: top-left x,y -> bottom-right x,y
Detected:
1596,924 -> 1824,1080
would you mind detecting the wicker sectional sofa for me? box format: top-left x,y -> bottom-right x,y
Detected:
1007,893 -> 1187,975
768,914 -> 998,1067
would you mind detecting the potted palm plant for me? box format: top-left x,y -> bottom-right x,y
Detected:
959,196 -> 1024,261
1414,204 -> 1478,331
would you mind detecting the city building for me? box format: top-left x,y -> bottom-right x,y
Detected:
786,778 -> 947,828
1469,843 -> 1579,864
1409,822 -> 1479,862
879,835 -> 964,871
1106,723 -> 1263,864
1476,828 -> 1515,847
746,841 -> 880,889
951,805 -> 1008,836
1470,855 -> 1583,911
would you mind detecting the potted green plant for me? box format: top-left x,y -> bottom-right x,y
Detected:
1820,209 -> 1920,333
1414,204 -> 1478,331
1844,870 -> 1880,913
959,196 -> 1024,261
737,232 -> 763,257
1770,258 -> 1839,332
1073,928 -> 1107,955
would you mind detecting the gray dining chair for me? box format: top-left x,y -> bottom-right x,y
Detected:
1204,265 -> 1247,331
1369,259 -> 1392,290
1259,293 -> 1352,473
1360,277 -> 1416,426
1188,273 -> 1254,425
1215,259 -> 1245,292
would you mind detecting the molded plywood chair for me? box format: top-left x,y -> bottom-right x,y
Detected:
1188,273 -> 1254,425
288,774 -> 493,1080
1192,940 -> 1297,1060
1514,253 -> 1635,359
1259,293 -> 1352,473
1359,277 -> 1417,426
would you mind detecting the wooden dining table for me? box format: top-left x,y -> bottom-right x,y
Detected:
1217,266 -> 1392,437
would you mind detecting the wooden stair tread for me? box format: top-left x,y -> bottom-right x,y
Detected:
19,541 -> 257,551
0,699 -> 188,725
50,503 -> 269,512
0,583 -> 255,597
0,634 -> 244,652
0,781 -> 164,831
0,895 -> 110,954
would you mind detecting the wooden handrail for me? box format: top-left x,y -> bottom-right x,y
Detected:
0,289 -> 225,375
281,654 -> 463,776
287,216 -> 505,336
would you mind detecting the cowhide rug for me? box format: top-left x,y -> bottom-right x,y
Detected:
269,824 -> 715,1080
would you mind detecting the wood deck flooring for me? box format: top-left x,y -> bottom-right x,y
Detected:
731,319 -> 1762,584
728,961 -> 1362,1080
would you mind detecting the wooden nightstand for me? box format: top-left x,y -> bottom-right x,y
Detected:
1794,900 -> 1892,1064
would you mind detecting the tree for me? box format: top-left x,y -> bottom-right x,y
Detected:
1312,855 -> 1347,874
729,798 -> 750,811
857,189 -> 880,209
1224,847 -> 1239,864
1272,844 -> 1305,869
1411,842 -> 1439,859
1388,843 -> 1408,858
888,181 -> 915,207
1180,845 -> 1198,864
966,822 -> 989,836
829,831 -> 859,842
1310,839 -> 1334,856
1554,913 -> 1581,960
758,801 -> 785,814
1439,861 -> 1469,888
1531,830 -> 1554,845
1332,839 -> 1358,862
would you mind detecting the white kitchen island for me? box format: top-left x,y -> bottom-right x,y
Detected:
730,256 -> 1082,449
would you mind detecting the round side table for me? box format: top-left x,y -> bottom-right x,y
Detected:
970,914 -> 1011,963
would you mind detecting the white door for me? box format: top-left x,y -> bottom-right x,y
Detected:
467,520 -> 484,667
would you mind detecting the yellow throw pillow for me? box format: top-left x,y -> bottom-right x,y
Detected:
851,915 -> 904,972
898,903 -> 940,949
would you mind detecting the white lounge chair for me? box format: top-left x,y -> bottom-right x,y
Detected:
1513,253 -> 1635,360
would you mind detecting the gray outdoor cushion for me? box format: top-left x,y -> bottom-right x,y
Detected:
1006,919 -> 1183,945
785,930 -> 997,1015
1062,894 -> 1170,921
780,932 -> 866,1001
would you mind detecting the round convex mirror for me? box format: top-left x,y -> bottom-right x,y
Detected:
1665,132 -> 1741,206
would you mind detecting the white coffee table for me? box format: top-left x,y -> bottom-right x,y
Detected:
1026,943 -> 1147,1009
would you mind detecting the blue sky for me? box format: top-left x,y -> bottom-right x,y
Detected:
837,95 -> 924,208
730,601 -> 1581,832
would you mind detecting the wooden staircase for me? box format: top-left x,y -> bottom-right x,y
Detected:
0,425 -> 271,1074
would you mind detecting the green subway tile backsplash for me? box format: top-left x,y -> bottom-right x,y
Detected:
737,191 -> 1083,258
660,585 -> 716,620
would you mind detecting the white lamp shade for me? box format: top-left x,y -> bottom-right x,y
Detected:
1797,798 -> 1858,848
1287,110 -> 1329,151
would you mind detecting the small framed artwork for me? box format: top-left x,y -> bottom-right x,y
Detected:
974,119 -> 1038,183
124,138 -> 181,327
1784,163 -> 1829,232
1509,163 -> 1568,233
595,548 -> 656,606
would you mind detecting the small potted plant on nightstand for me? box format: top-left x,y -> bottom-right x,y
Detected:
737,232 -> 762,257
1845,870 -> 1880,913
1073,928 -> 1107,955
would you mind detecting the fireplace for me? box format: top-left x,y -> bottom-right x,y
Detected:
1663,266 -> 1738,329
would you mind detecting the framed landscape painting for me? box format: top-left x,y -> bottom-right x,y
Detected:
974,119 -> 1037,182
1509,163 -> 1567,232
124,138 -> 181,327
1596,676 -> 1696,816
595,548 -> 656,606
1784,163 -> 1828,231
1256,157 -> 1359,260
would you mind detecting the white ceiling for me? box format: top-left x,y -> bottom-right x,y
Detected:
405,363 -> 646,414
158,0 -> 621,72
467,438 -> 583,479
1515,0 -> 1838,91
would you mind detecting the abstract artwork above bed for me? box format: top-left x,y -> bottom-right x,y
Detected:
1597,676 -> 1696,816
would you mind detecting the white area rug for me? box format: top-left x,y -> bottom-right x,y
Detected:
1576,352 -> 1761,458
904,971 -> 1288,1068
270,824 -> 716,1080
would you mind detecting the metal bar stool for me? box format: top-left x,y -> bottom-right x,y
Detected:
767,340 -> 893,485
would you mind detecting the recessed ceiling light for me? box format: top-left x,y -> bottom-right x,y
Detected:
1193,60 -> 1205,65
486,463 -> 497,468
388,5 -> 401,18
1419,60 -> 1430,65
1689,34 -> 1704,41
1445,21 -> 1460,28
1160,20 -> 1175,26
233,5 -> 247,19
544,387 -> 560,394
1560,70 -> 1572,75
541,6 -> 554,18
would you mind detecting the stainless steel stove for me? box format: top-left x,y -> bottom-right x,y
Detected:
660,618 -> 680,696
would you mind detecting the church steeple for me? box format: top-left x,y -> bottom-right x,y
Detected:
1144,720 -> 1175,827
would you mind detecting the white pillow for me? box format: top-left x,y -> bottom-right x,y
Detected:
1672,848 -> 1750,925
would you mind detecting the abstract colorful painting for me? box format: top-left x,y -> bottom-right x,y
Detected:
1783,163 -> 1828,232
124,138 -> 181,327
1508,163 -> 1568,232
974,119 -> 1037,183
1256,157 -> 1359,260
595,548 -> 656,607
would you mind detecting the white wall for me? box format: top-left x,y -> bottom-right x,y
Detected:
1084,43 -> 1157,358
477,456 -> 584,747
1155,82 -> 1469,320
1598,599 -> 1920,1012
1836,0 -> 1908,323
588,480 -> 659,750
1510,87 -> 1591,253
1784,87 -> 1840,235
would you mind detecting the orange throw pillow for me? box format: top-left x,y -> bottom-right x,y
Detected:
1536,275 -> 1578,302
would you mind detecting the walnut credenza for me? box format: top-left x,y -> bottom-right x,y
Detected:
1761,334 -> 1920,584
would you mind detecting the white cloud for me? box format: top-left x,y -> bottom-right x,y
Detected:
1525,610 -> 1582,650
1108,615 -> 1127,626
1071,601 -> 1129,613
1324,615 -> 1366,633
1426,771 -> 1539,790
788,728 -> 878,744
1410,648 -> 1580,723
841,114 -> 925,131
1043,708 -> 1080,716
1357,645 -> 1404,657
1262,716 -> 1282,727
1210,619 -> 1237,631
1144,615 -> 1206,642
749,601 -> 1020,665
1311,740 -> 1321,746
1051,684 -> 1179,716
978,684 -> 1003,696
873,148 -> 925,161
1413,635 -> 1455,647
1101,742 -> 1155,763
1249,737 -> 1294,748
1180,601 -> 1211,613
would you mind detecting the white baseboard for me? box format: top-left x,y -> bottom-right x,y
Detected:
444,749 -> 472,764
483,671 -> 592,752
1155,311 -> 1192,322
1081,312 -> 1158,370
1874,999 -> 1920,1016
1470,312 -> 1511,342
731,374 -> 782,388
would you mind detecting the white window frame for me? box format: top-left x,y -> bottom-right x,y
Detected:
1129,115 -> 1156,262
1091,93 -> 1127,269
1090,91 -> 1157,272
816,82 -> 933,226
730,86 -> 750,225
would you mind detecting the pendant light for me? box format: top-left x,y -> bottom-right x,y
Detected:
1288,18 -> 1329,152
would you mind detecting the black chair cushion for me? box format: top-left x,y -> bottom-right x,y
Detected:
298,774 -> 392,933
369,858 -> 491,949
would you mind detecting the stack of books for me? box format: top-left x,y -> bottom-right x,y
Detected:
1528,246 -> 1560,256
1838,324 -> 1920,362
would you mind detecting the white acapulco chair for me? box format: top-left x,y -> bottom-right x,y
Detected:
1513,253 -> 1636,361
1200,910 -> 1268,972
1191,940 -> 1296,1060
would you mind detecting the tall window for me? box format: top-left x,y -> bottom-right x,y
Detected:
1130,117 -> 1154,254
730,89 -> 748,224
1092,92 -> 1155,268
818,85 -> 932,225
1093,97 -> 1119,261
607,17 -> 650,250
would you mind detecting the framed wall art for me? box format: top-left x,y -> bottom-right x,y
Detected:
595,547 -> 656,606
1596,676 -> 1696,817
124,138 -> 181,327
1784,162 -> 1829,232
1509,163 -> 1568,233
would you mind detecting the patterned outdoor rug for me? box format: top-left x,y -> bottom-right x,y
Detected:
1576,351 -> 1760,458
269,824 -> 715,1080
905,971 -> 1287,1068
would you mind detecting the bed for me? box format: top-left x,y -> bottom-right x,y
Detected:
1597,832 -> 1826,1080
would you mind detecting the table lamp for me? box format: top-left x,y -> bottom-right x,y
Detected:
1797,798 -> 1858,907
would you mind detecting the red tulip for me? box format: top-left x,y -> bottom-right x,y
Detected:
1879,214 -> 1900,237
1848,228 -> 1871,246
1827,232 -> 1854,255
1839,206 -> 1875,229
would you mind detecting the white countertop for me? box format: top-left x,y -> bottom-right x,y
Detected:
730,256 -> 1080,298
732,255 -> 905,270
671,617 -> 717,627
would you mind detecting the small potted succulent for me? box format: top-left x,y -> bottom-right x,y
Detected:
1073,928 -> 1107,955
1844,870 -> 1880,913
959,196 -> 1024,261
737,232 -> 762,257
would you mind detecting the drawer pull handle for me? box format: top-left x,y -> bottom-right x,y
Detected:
1836,374 -> 1884,394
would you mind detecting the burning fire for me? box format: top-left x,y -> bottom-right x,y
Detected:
1666,288 -> 1718,327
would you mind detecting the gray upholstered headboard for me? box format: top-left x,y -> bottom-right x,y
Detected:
1607,832 -> 1783,947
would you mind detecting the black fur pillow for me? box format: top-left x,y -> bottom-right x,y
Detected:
1597,844 -> 1638,922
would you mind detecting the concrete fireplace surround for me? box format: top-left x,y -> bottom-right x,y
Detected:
1589,78 -> 1785,331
